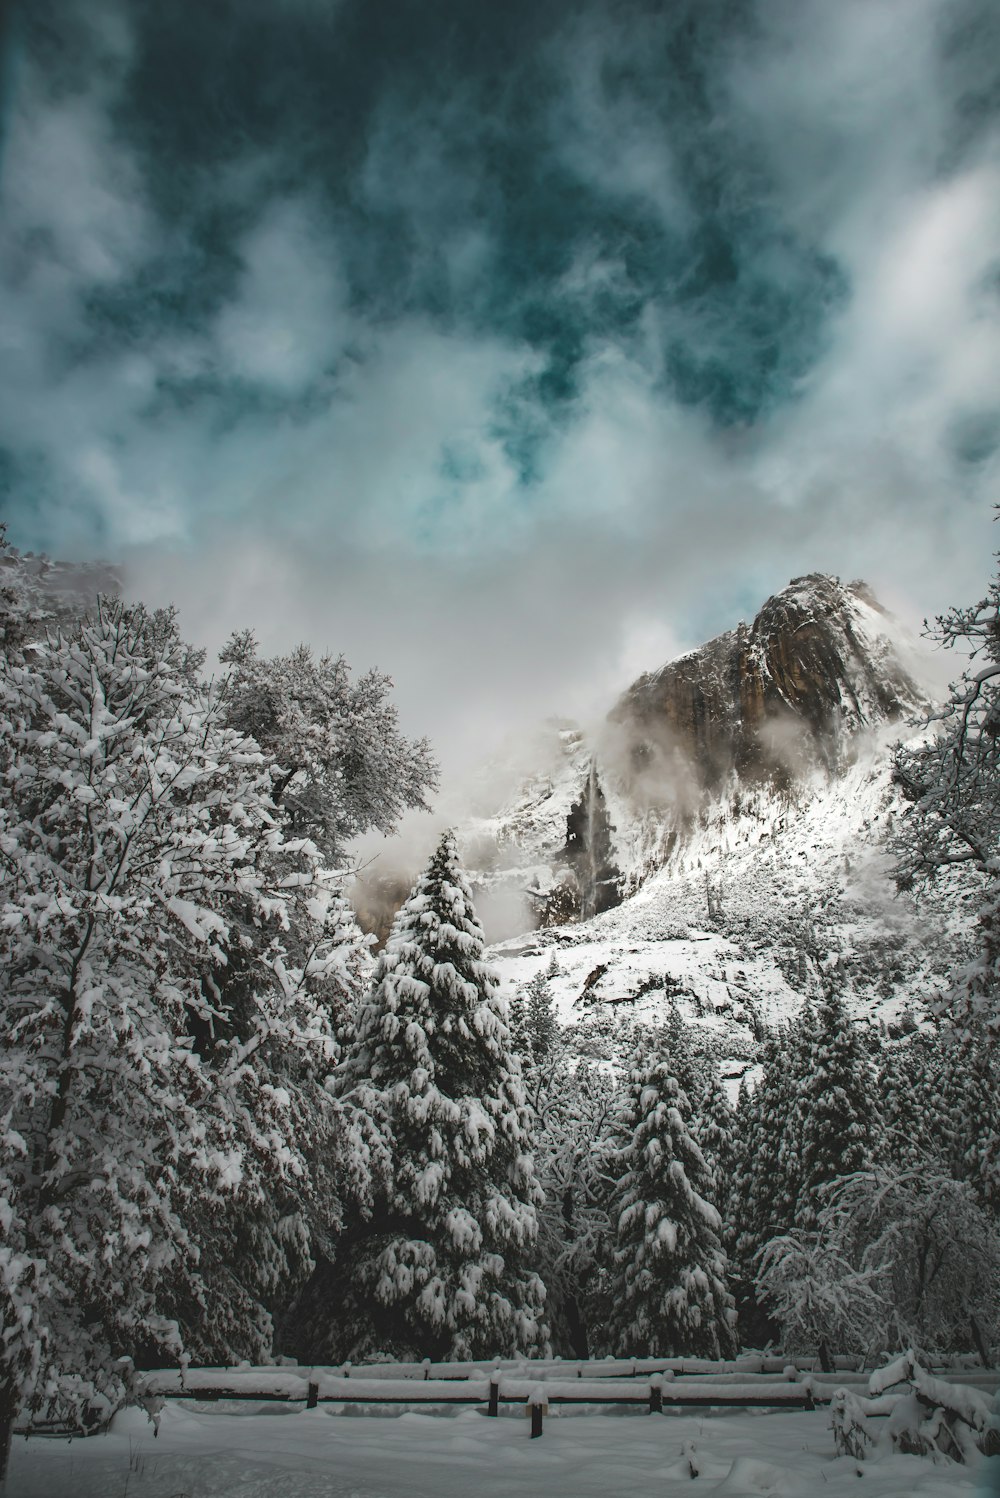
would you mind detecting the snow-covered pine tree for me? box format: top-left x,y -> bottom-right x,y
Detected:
607,1038 -> 736,1359
730,1034 -> 801,1260
658,1006 -> 735,1193
690,1067 -> 736,1199
523,1051 -> 618,1357
883,1023 -> 1000,1206
792,992 -> 879,1230
727,1029 -> 807,1343
881,1030 -> 955,1172
318,887 -> 376,1048
523,969 -> 560,1065
308,831 -> 547,1362
0,597 -> 370,1449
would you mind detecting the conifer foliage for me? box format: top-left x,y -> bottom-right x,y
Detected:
793,993 -> 878,1229
326,832 -> 546,1361
608,1038 -> 736,1359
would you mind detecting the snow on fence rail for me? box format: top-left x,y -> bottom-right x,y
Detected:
132,1359 -> 1000,1444
20,1356 -> 1000,1445
137,1364 -> 859,1414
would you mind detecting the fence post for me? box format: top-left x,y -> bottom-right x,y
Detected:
528,1385 -> 545,1439
307,1381 -> 318,1410
649,1374 -> 663,1414
488,1371 -> 500,1418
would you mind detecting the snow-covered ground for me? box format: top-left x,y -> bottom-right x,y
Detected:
8,1400 -> 991,1498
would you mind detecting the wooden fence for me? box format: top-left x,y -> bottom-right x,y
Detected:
133,1357 -> 1000,1440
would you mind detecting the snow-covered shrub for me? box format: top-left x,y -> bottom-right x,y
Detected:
832,1349 -> 1000,1463
756,1165 -> 1000,1358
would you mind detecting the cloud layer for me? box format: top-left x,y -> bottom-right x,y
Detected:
2,0 -> 999,790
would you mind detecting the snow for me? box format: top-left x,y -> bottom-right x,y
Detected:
7,1400 -> 987,1497
481,720 -> 975,1082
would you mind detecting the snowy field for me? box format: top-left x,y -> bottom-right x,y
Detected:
7,1401 -> 993,1498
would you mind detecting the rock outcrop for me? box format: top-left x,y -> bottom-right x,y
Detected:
454,574 -> 933,941
608,574 -> 927,800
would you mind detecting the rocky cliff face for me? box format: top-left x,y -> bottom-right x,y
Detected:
458,574 -> 934,942
475,578 -> 969,1056
610,574 -> 928,802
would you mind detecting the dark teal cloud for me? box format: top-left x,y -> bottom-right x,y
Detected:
2,0 -> 999,579
12,2 -> 846,422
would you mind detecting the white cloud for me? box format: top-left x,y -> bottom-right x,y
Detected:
214,201 -> 349,390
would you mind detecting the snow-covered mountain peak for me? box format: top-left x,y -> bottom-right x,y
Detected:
456,575 -> 971,1058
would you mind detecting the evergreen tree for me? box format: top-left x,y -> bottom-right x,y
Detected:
792,993 -> 878,1229
728,1030 -> 807,1344
523,1052 -> 618,1358
730,1034 -> 803,1270
308,832 -> 547,1361
691,1066 -> 737,1198
658,1006 -> 735,1196
524,969 -> 560,1063
322,888 -> 377,1047
883,1024 -> 1000,1205
881,1030 -> 955,1171
607,1039 -> 736,1358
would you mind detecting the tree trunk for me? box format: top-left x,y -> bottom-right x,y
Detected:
970,1315 -> 990,1368
0,1384 -> 15,1489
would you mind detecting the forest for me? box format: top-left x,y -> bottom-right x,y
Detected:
1,527 -> 999,1476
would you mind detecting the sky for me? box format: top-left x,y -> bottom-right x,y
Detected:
1,0 -> 999,784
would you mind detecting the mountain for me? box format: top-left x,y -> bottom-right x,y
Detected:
458,574 -> 974,1078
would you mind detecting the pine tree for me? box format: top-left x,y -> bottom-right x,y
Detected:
730,1034 -> 802,1267
524,969 -> 560,1063
524,1052 -> 618,1358
881,1030 -> 955,1171
691,1067 -> 736,1198
658,1007 -> 735,1196
321,888 -> 376,1047
607,1039 -> 736,1358
728,1031 -> 806,1344
793,993 -> 878,1230
307,832 -> 547,1361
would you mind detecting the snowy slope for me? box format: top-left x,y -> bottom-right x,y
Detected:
486,729 -> 972,1074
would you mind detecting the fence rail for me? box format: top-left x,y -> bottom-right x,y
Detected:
136,1359 -> 1000,1428
21,1358 -> 1000,1443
